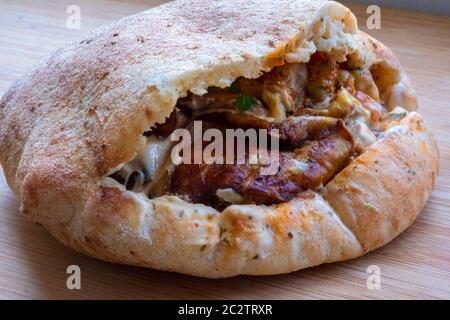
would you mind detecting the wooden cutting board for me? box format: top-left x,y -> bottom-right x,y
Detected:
0,0 -> 449,299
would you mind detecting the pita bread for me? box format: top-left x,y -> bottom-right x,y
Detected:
0,0 -> 439,277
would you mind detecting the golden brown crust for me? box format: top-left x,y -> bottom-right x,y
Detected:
322,112 -> 439,252
0,0 -> 439,277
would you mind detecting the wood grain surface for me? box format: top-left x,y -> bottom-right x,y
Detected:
0,0 -> 449,300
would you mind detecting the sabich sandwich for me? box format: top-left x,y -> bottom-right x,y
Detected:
0,0 -> 439,277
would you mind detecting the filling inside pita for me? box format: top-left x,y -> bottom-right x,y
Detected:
109,50 -> 410,209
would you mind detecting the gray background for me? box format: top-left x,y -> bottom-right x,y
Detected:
351,0 -> 450,15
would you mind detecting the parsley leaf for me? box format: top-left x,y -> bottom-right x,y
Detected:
236,95 -> 258,112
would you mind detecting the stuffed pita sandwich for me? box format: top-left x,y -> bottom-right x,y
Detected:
0,0 -> 439,278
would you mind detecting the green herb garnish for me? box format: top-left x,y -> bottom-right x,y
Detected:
365,203 -> 379,214
236,95 -> 258,112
